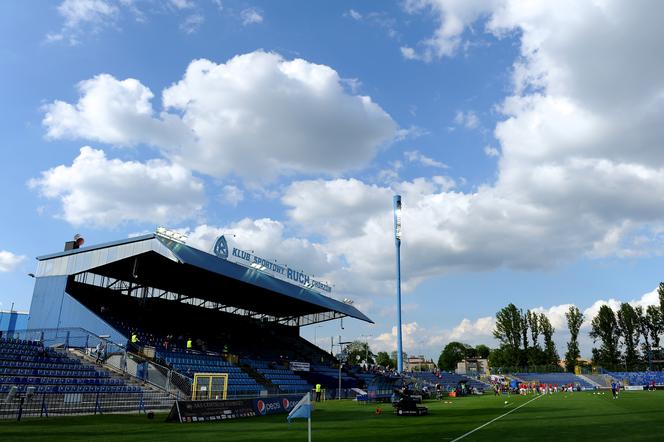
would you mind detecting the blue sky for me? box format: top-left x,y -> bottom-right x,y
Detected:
2,0 -> 664,359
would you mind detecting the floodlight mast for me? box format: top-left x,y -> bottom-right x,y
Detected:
393,195 -> 403,374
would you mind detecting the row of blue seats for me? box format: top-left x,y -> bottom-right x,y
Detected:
227,380 -> 261,385
0,384 -> 142,394
257,368 -> 295,375
278,386 -> 311,393
173,365 -> 246,376
0,345 -> 62,353
0,376 -> 124,385
0,368 -> 109,377
172,365 -> 244,374
163,357 -> 234,367
0,338 -> 41,346
271,379 -> 309,385
262,373 -> 302,381
0,362 -> 93,371
227,385 -> 262,393
0,350 -> 72,362
241,359 -> 270,369
0,359 -> 81,368
411,372 -> 440,382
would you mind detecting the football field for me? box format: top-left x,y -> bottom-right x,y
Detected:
1,391 -> 664,441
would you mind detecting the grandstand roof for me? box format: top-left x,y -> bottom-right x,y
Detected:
35,234 -> 372,327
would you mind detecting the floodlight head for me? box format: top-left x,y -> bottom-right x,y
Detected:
155,226 -> 187,244
393,195 -> 402,242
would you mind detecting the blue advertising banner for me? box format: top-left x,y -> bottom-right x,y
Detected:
168,395 -> 303,423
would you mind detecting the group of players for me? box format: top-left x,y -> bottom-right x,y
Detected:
494,382 -> 578,396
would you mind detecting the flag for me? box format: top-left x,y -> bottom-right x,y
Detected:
287,392 -> 311,423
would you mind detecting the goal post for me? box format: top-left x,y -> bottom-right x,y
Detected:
192,373 -> 229,400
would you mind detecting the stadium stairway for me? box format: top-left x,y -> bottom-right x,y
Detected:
241,359 -> 311,394
238,362 -> 276,393
577,374 -> 603,388
583,373 -> 613,387
69,348 -> 176,407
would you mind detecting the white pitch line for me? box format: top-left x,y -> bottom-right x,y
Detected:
449,394 -> 543,442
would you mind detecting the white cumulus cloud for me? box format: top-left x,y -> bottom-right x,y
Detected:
30,146 -> 205,227
0,251 -> 26,273
43,51 -> 398,182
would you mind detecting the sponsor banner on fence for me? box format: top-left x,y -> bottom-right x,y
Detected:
289,361 -> 310,372
623,385 -> 644,391
168,395 -> 302,423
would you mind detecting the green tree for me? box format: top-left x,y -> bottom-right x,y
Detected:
521,310 -> 529,351
590,305 -> 620,366
617,303 -> 640,368
528,310 -> 540,349
565,305 -> 584,372
636,306 -> 650,360
658,282 -> 664,315
493,303 -> 523,367
646,305 -> 663,348
343,340 -> 375,366
488,347 -> 510,369
375,351 -> 393,368
475,344 -> 491,359
539,313 -> 558,365
438,342 -> 471,371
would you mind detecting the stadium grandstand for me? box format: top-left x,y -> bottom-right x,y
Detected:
0,231 -> 376,418
409,371 -> 490,393
5,230 -> 664,424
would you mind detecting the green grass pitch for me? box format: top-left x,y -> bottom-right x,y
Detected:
2,391 -> 664,441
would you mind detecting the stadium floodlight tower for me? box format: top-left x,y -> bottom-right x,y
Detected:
393,195 -> 404,373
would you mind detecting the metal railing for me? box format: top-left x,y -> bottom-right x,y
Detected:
0,390 -> 172,421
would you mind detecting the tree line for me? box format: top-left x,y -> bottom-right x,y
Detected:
489,304 -> 560,370
587,285 -> 663,370
483,283 -> 664,371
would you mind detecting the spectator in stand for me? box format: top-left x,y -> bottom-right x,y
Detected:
95,340 -> 106,365
163,335 -> 170,351
128,331 -> 139,353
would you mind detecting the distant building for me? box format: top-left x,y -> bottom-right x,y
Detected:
456,358 -> 489,376
405,355 -> 436,371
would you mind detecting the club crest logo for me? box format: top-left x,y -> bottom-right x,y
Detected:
282,398 -> 290,409
256,400 -> 266,415
213,235 -> 229,259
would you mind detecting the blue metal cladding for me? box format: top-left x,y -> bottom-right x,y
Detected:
27,275 -> 126,343
0,311 -> 28,334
